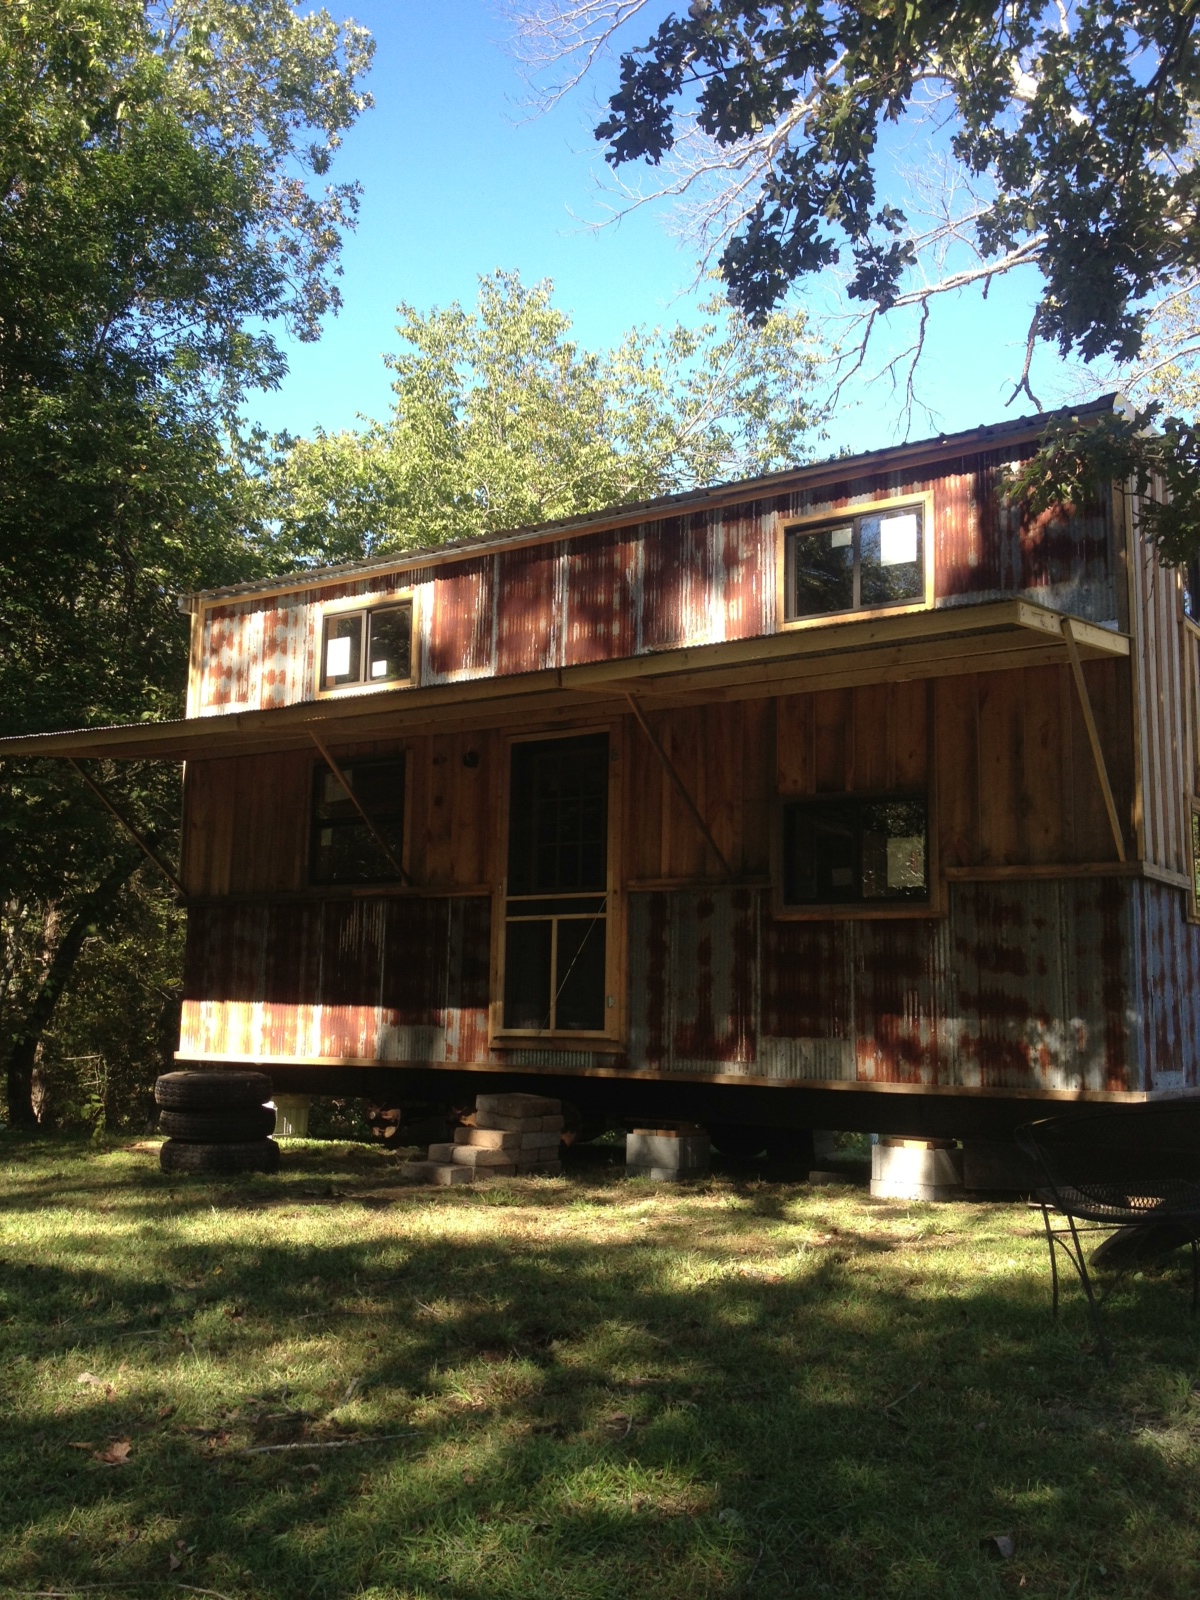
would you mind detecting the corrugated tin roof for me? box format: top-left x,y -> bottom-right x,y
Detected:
184,395 -> 1122,608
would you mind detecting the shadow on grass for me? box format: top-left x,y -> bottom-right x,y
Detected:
2,1135 -> 1200,1600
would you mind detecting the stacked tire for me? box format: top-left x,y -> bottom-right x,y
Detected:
155,1070 -> 280,1175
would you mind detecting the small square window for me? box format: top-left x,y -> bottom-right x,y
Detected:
310,755 -> 406,884
787,505 -> 925,620
321,602 -> 412,690
782,796 -> 929,906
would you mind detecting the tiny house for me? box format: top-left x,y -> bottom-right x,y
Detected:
7,397 -> 1200,1141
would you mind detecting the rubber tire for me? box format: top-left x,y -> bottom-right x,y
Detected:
155,1070 -> 271,1112
159,1105 -> 277,1143
159,1138 -> 280,1175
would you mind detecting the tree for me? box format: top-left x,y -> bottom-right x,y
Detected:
0,0 -> 373,1123
270,268 -> 826,564
509,1 -> 1200,547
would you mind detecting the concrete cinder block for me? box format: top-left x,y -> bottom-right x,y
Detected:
626,1132 -> 711,1176
403,1161 -> 474,1186
455,1126 -> 520,1150
474,1111 -> 534,1132
537,1115 -> 566,1132
471,1161 -> 517,1179
625,1131 -> 710,1182
427,1143 -> 458,1162
520,1130 -> 562,1151
869,1138 -> 963,1201
452,1144 -> 520,1167
626,1165 -> 706,1183
476,1093 -> 561,1118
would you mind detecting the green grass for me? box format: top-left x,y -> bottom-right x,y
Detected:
3,1135 -> 1200,1600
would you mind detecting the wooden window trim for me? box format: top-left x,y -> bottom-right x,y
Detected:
1189,799 -> 1200,925
489,721 -> 626,1050
776,490 -> 936,634
313,589 -> 418,701
769,788 -> 945,921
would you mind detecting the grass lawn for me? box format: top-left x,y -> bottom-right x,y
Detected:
3,1135 -> 1200,1600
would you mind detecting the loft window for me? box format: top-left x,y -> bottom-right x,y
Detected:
310,755 -> 406,884
502,733 -> 609,1033
782,795 -> 929,906
321,602 -> 412,690
786,505 -> 924,620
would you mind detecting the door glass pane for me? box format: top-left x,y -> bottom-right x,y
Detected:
366,604 -> 412,682
554,917 -> 607,1031
508,734 -> 609,894
503,919 -> 553,1029
793,526 -> 854,617
860,512 -> 923,607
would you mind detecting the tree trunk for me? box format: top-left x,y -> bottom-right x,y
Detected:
4,854 -> 140,1126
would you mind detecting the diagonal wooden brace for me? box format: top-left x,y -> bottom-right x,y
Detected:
624,692 -> 734,879
66,757 -> 185,897
1062,619 -> 1126,863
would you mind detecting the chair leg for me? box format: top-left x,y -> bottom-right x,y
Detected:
1040,1204 -> 1060,1317
1063,1213 -> 1111,1364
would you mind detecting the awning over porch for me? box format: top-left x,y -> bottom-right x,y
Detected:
0,599 -> 1128,763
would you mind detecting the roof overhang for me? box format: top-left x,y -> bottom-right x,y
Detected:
182,396 -> 1121,610
0,601 -> 1129,763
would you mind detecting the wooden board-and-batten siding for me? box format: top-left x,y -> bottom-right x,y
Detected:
178,662 -> 1185,1094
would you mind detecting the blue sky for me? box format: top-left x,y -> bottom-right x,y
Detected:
248,1 -> 1084,458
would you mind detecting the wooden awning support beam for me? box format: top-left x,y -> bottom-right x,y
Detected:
1061,620 -> 1127,863
623,692 -> 735,880
66,757 -> 185,897
309,731 -> 413,886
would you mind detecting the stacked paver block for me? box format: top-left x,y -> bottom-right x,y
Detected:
403,1093 -> 564,1185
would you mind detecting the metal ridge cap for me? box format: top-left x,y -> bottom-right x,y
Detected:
181,395 -> 1121,609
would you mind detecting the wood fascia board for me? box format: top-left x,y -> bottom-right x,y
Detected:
0,601 -> 1130,763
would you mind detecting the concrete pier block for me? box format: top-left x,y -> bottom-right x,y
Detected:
870,1137 -> 963,1201
626,1128 -> 711,1182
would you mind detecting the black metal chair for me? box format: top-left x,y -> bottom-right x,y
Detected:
1015,1102 -> 1200,1361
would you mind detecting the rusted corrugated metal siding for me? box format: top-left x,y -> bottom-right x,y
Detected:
1131,878 -> 1200,1092
192,445 -> 1118,717
179,896 -> 492,1063
182,881 -> 1164,1091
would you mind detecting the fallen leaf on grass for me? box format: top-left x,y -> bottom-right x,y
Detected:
168,1551 -> 182,1572
67,1441 -> 93,1451
94,1439 -> 132,1465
